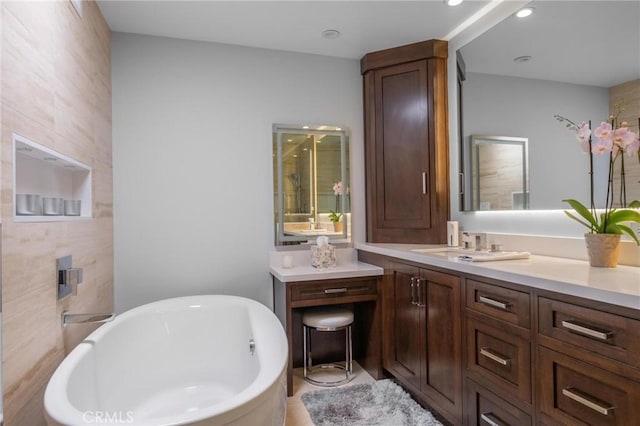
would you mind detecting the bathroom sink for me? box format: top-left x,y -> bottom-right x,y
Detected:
298,229 -> 328,234
412,247 -> 530,261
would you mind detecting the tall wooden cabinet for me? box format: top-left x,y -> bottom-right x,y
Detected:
361,40 -> 450,243
384,261 -> 463,424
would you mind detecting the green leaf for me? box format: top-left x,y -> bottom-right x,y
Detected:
563,210 -> 594,230
628,200 -> 640,209
562,199 -> 598,228
617,224 -> 640,245
607,209 -> 640,225
604,222 -> 623,234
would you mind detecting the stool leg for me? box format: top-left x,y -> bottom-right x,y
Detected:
347,325 -> 353,374
303,325 -> 308,379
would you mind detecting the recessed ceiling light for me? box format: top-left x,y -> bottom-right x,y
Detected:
302,126 -> 310,129
516,7 -> 534,18
321,29 -> 341,40
287,139 -> 293,142
513,55 -> 532,63
445,0 -> 463,6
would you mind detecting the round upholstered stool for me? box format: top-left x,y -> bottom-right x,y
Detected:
302,306 -> 354,387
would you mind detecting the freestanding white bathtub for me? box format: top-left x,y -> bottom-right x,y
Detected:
45,295 -> 288,426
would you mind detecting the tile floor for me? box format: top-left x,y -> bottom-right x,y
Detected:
285,362 -> 375,425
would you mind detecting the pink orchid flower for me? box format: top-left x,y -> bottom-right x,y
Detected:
593,122 -> 613,141
574,122 -> 591,153
612,127 -> 640,157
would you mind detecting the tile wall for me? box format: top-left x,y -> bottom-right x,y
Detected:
0,1 -> 112,424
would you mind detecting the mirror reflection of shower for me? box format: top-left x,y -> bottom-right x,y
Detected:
288,172 -> 301,213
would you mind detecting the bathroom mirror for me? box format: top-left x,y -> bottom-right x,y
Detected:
273,124 -> 350,246
469,135 -> 528,211
458,1 -> 639,211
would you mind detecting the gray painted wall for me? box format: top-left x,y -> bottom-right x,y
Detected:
112,33 -> 364,313
462,72 -> 610,210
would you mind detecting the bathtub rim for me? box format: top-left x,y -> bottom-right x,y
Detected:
44,294 -> 288,426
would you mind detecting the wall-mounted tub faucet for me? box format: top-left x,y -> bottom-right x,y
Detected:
57,255 -> 83,299
62,311 -> 114,327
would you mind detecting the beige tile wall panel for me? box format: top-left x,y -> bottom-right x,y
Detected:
1,1 -> 112,424
610,79 -> 640,205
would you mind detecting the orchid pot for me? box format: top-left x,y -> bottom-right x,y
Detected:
584,233 -> 621,268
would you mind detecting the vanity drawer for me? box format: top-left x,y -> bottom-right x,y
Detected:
290,277 -> 377,303
538,346 -> 640,425
466,279 -> 530,328
466,379 -> 532,426
538,297 -> 640,368
466,315 -> 532,403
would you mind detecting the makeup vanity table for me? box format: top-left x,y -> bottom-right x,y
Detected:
269,249 -> 383,396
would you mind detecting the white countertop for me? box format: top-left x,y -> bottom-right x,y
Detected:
269,248 -> 383,282
357,243 -> 640,310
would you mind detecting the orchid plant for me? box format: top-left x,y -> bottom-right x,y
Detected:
330,180 -> 349,222
555,105 -> 640,244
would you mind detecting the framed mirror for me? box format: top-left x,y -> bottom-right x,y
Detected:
469,135 -> 528,211
457,1 -> 639,212
273,124 -> 350,245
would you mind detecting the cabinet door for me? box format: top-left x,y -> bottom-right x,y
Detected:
421,268 -> 463,421
373,61 -> 431,231
364,58 -> 448,244
388,263 -> 423,390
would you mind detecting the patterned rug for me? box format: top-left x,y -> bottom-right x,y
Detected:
300,379 -> 443,426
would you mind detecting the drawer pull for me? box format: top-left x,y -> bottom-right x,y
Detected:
479,295 -> 509,311
480,412 -> 507,426
562,387 -> 615,416
416,278 -> 425,307
479,347 -> 511,366
324,288 -> 348,294
561,320 -> 612,341
410,277 -> 417,305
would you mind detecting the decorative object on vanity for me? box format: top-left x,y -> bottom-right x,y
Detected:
301,379 -> 443,426
555,107 -> 640,267
331,180 -> 347,233
328,210 -> 343,232
15,193 -> 42,215
311,236 -> 337,268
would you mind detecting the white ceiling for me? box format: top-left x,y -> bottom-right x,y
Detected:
97,1 -> 639,88
96,0 -> 489,59
460,1 -> 640,88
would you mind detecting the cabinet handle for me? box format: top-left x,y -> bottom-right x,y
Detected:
422,172 -> 427,194
562,387 -> 615,416
478,295 -> 509,311
324,288 -> 347,294
480,412 -> 506,426
479,347 -> 511,366
410,277 -> 416,305
416,278 -> 425,307
561,320 -> 612,341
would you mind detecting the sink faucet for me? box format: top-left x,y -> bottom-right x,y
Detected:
62,311 -> 114,327
461,232 -> 487,251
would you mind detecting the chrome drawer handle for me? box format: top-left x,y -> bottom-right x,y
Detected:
480,412 -> 506,426
479,295 -> 509,311
479,347 -> 511,366
561,320 -> 612,341
562,387 -> 615,416
411,277 -> 417,305
324,288 -> 348,294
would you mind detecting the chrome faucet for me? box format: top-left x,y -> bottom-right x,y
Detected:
62,311 -> 115,327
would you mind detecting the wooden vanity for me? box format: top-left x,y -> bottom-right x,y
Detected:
358,244 -> 640,426
270,253 -> 384,396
